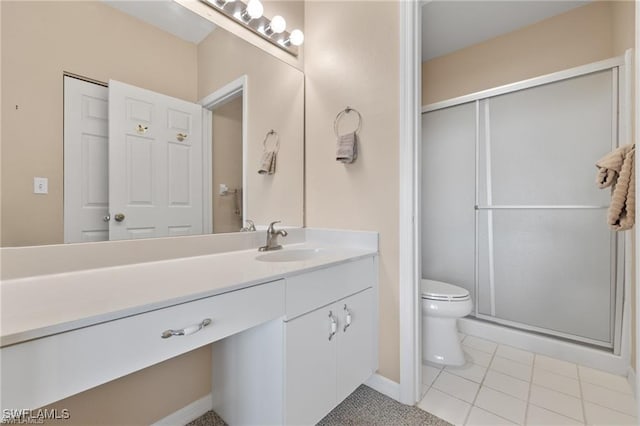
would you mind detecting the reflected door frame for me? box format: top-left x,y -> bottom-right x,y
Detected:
199,75 -> 248,233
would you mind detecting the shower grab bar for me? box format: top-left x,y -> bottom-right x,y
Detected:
475,205 -> 608,210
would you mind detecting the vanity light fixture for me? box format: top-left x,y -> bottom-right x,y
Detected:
285,29 -> 304,46
240,0 -> 263,21
200,0 -> 302,56
213,0 -> 235,9
263,15 -> 286,35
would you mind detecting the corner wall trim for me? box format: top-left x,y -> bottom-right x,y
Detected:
365,373 -> 401,402
151,394 -> 213,426
628,367 -> 637,398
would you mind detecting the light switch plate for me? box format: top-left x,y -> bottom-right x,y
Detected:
34,177 -> 48,194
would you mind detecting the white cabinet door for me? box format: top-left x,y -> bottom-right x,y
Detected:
63,76 -> 109,243
285,306 -> 337,426
108,80 -> 203,240
336,288 -> 374,402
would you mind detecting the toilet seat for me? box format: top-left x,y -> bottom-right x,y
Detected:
421,279 -> 470,302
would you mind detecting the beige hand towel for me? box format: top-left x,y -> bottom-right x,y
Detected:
258,150 -> 277,175
336,132 -> 358,164
595,144 -> 635,230
595,144 -> 634,188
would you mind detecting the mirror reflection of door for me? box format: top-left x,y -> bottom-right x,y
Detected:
210,95 -> 243,234
63,76 -> 209,243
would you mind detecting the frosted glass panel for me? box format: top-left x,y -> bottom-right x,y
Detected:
479,70 -> 614,206
477,209 -> 613,344
422,103 -> 475,299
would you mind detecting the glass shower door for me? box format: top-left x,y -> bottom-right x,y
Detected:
476,69 -> 621,348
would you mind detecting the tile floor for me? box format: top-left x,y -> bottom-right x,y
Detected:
418,334 -> 638,425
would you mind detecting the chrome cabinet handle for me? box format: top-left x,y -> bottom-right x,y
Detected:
328,311 -> 338,341
161,318 -> 212,339
343,304 -> 352,332
114,213 -> 125,222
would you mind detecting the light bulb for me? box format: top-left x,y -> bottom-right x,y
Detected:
289,29 -> 304,46
246,0 -> 263,19
270,15 -> 286,34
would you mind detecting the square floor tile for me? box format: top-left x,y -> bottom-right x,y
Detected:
483,370 -> 529,401
496,345 -> 534,365
584,401 -> 637,426
445,362 -> 488,383
526,404 -> 584,425
529,384 -> 584,422
463,345 -> 494,367
432,371 -> 480,403
578,365 -> 633,395
474,387 -> 527,424
532,368 -> 580,397
491,356 -> 533,382
581,382 -> 637,417
418,388 -> 471,426
423,364 -> 443,388
534,355 -> 578,379
464,336 -> 498,354
466,406 -> 516,425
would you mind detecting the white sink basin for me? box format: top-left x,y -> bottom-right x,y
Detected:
256,248 -> 325,262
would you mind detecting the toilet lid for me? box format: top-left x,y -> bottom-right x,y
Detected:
421,279 -> 470,301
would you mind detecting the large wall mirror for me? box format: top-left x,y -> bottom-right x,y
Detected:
1,0 -> 304,247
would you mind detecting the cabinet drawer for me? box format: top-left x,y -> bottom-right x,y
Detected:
1,280 -> 284,412
285,258 -> 374,319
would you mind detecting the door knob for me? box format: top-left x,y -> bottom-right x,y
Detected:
103,214 -> 111,222
114,213 -> 125,222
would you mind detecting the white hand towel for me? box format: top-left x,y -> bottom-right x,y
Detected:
336,132 -> 358,164
258,150 -> 277,175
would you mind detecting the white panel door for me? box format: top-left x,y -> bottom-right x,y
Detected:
108,80 -> 203,240
63,76 -> 109,243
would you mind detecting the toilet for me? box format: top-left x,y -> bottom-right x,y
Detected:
422,279 -> 472,366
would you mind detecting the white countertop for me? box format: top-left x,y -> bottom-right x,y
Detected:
0,242 -> 377,347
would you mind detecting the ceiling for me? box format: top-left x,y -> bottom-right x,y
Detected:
422,0 -> 591,62
103,0 -> 217,45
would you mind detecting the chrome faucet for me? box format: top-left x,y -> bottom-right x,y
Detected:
240,220 -> 256,232
258,221 -> 288,251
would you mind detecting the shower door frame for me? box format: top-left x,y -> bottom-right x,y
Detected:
422,54 -> 631,354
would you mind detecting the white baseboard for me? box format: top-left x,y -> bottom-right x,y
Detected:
628,367 -> 637,397
151,394 -> 213,426
365,373 -> 401,402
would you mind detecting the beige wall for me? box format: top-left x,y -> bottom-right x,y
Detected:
212,97 -> 244,233
198,27 -> 304,228
422,1 -> 614,105
304,1 -> 400,382
1,1 -> 198,247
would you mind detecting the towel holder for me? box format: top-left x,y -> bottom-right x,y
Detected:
263,129 -> 280,153
334,106 -> 362,137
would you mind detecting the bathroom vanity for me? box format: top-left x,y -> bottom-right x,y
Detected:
0,229 -> 378,425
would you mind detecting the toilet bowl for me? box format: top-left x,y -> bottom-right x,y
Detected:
422,279 -> 472,366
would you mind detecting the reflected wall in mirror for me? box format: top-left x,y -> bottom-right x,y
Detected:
1,0 -> 304,247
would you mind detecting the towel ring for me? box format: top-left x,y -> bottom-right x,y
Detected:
334,106 -> 362,137
263,129 -> 280,153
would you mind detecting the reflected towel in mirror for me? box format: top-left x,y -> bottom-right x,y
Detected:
336,132 -> 358,164
258,150 -> 277,175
